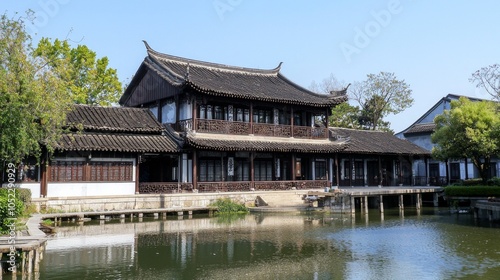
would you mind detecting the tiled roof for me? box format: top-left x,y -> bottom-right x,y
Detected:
66,105 -> 163,133
57,105 -> 182,153
57,133 -> 180,153
141,42 -> 347,107
330,127 -> 430,155
186,133 -> 346,153
403,123 -> 436,135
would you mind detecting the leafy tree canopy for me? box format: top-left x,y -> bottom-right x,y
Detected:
35,38 -> 122,106
350,72 -> 413,131
431,97 -> 500,183
1,11 -> 122,165
0,11 -> 71,163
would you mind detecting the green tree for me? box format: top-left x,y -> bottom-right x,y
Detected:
0,12 -> 71,164
350,72 -> 413,130
470,64 -> 500,101
358,95 -> 393,132
35,38 -> 122,106
431,97 -> 500,183
329,102 -> 362,129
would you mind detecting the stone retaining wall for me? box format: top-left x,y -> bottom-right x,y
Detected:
30,190 -> 309,212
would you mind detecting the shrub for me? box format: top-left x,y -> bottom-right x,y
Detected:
487,177 -> 500,186
444,185 -> 500,197
209,198 -> 248,214
0,188 -> 25,234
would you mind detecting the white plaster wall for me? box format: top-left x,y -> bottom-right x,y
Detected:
47,182 -> 135,197
2,183 -> 41,198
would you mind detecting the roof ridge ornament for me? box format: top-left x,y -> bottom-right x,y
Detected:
142,40 -> 152,51
329,83 -> 351,96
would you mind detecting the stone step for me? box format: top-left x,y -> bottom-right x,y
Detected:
256,192 -> 308,207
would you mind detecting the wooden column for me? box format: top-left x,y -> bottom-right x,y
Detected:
192,98 -> 197,132
464,157 -> 469,180
349,155 -> 353,187
290,106 -> 294,138
410,157 -> 414,186
135,155 -> 140,194
399,157 -> 403,185
250,152 -> 255,189
425,157 -> 429,186
192,150 -> 198,191
378,156 -> 383,186
40,158 -> 48,198
325,107 -> 330,138
291,154 -> 296,181
249,102 -> 253,135
335,154 -> 340,187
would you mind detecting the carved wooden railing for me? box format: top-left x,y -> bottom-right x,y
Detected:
139,182 -> 194,194
197,181 -> 252,193
175,119 -> 328,139
198,180 -> 328,192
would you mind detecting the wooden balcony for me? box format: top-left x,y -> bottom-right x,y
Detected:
175,119 -> 328,139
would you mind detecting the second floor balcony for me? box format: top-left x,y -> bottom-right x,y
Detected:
176,118 -> 328,139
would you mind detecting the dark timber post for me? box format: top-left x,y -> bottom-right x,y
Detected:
135,155 -> 140,194
192,97 -> 197,132
378,156 -> 383,187
290,106 -> 294,138
464,157 -> 469,180
250,152 -> 255,189
249,102 -> 253,135
335,154 -> 340,187
192,150 -> 198,191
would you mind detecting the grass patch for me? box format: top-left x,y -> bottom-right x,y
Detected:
209,198 -> 248,214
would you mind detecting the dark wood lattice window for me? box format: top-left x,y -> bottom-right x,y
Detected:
50,161 -> 84,182
90,162 -> 133,182
199,159 -> 223,182
254,160 -> 273,181
315,160 -> 327,180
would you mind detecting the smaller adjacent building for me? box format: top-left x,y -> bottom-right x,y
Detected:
396,94 -> 499,184
10,105 -> 181,198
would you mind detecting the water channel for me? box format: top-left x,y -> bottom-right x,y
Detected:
26,208 -> 500,279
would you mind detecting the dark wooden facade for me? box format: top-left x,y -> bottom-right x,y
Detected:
117,42 -> 430,194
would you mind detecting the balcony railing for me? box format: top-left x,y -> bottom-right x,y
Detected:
175,119 -> 328,139
198,180 -> 328,192
139,182 -> 194,194
140,180 -> 329,193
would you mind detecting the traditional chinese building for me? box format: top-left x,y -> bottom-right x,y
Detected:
4,43 -> 431,198
119,42 -> 429,194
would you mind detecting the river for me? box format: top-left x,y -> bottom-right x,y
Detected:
30,208 -> 500,279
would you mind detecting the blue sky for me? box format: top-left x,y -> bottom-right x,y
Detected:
4,0 -> 500,132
